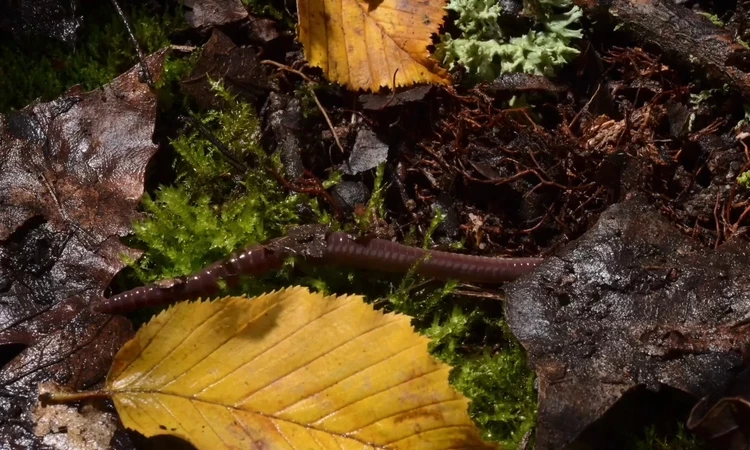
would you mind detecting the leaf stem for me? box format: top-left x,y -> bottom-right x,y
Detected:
40,390 -> 111,405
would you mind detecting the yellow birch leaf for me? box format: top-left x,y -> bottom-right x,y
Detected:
103,286 -> 497,449
297,0 -> 450,92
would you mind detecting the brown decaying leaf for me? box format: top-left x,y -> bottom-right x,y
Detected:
297,0 -> 450,92
359,85 -> 432,110
181,29 -> 270,109
180,0 -> 249,28
688,367 -> 750,449
0,0 -> 81,43
0,51 -> 167,448
505,195 -> 750,450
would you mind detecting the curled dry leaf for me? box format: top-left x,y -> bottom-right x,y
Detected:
687,367 -> 750,449
0,51 -> 167,448
297,0 -> 450,92
100,287 -> 497,449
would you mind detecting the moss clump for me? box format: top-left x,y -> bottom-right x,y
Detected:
382,218 -> 536,447
426,307 -> 537,446
0,2 -> 185,112
131,83 -> 303,293
627,424 -> 706,450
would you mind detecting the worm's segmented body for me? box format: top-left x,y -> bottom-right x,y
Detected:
94,246 -> 286,314
94,228 -> 543,314
324,232 -> 542,284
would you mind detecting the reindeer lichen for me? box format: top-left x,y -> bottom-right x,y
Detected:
436,0 -> 582,80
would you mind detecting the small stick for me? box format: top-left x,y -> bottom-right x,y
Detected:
261,60 -> 346,154
110,0 -> 154,87
180,115 -> 252,174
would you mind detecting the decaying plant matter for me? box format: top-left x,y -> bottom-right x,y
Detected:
2,0 -> 750,449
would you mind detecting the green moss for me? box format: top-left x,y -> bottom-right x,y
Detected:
0,3 -> 185,112
627,424 -> 706,450
241,0 -> 296,29
131,83 -> 303,293
423,307 -> 537,447
354,163 -> 388,234
379,212 -> 537,447
696,12 -> 723,27
738,170 -> 750,188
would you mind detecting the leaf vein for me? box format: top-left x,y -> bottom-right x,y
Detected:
238,315 -> 403,407
381,424 -> 478,446
311,365 -> 446,426
345,397 -> 465,435
273,340 -> 423,417
128,301 -> 230,388
193,297 -> 356,397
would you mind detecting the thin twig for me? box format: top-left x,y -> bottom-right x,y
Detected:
261,60 -> 346,154
180,115 -> 251,174
110,0 -> 153,87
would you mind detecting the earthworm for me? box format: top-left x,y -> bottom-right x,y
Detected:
323,232 -> 542,284
94,229 -> 543,314
93,246 -> 286,314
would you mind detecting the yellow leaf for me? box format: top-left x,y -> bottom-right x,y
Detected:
104,286 -> 497,449
297,0 -> 450,92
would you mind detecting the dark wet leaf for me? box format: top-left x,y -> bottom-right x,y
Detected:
482,72 -> 567,94
181,29 -> 270,109
342,128 -> 389,175
247,14 -> 280,44
666,102 -> 691,138
262,92 -> 304,180
359,85 -> 432,110
180,0 -> 248,28
331,181 -> 370,212
0,51 -> 166,448
688,367 -> 750,449
0,0 -> 81,43
505,195 -> 750,450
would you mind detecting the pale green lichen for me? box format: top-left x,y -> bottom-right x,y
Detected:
738,170 -> 750,188
436,0 -> 582,80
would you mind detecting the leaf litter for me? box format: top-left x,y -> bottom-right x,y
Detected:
506,194 -> 750,450
0,51 -> 167,448
7,0 -> 750,449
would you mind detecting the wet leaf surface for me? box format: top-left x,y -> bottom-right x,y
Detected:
342,127 -> 389,175
505,195 -> 750,450
688,367 -> 750,449
181,29 -> 270,109
0,0 -> 82,43
0,51 -> 166,448
482,73 -> 567,94
180,0 -> 248,28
